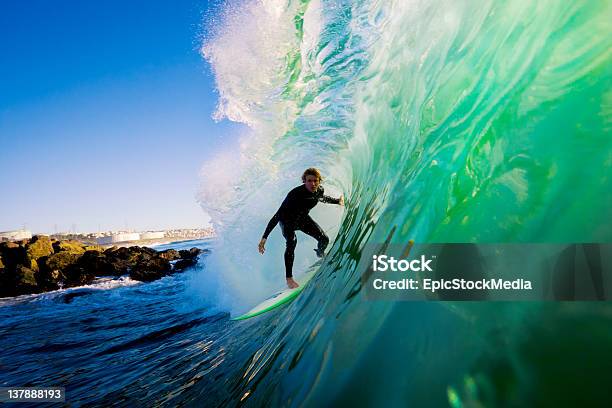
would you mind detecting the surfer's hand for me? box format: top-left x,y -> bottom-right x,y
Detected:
286,277 -> 299,289
258,238 -> 266,254
339,195 -> 345,206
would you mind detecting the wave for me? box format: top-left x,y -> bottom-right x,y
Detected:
197,0 -> 611,404
198,0 -> 610,305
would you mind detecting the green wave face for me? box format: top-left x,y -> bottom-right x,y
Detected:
341,1 -> 611,245
201,0 -> 612,249
205,0 -> 611,245
203,0 -> 611,406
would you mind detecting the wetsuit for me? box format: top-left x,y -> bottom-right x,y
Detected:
262,185 -> 340,278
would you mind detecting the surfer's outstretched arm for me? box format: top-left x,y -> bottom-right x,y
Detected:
259,210 -> 280,254
320,194 -> 344,206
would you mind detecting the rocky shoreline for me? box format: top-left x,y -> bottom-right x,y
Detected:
0,236 -> 206,298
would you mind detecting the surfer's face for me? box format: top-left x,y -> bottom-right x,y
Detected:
304,175 -> 320,192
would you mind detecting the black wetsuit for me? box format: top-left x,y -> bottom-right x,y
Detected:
262,185 -> 340,278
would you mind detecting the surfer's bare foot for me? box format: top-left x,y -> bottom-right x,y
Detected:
286,277 -> 299,289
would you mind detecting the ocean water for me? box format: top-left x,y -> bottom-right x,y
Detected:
2,0 -> 611,406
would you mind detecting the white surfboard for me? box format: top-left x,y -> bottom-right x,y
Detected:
232,268 -> 318,321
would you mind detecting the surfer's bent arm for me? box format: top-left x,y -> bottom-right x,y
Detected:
262,210 -> 281,239
317,186 -> 343,205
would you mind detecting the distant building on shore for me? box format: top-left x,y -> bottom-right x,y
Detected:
69,228 -> 213,245
140,231 -> 165,240
96,232 -> 141,245
0,229 -> 32,241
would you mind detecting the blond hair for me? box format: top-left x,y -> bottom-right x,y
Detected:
302,167 -> 323,182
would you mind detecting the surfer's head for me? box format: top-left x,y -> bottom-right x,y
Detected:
302,167 -> 322,192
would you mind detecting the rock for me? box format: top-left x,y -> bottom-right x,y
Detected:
0,269 -> 13,297
52,240 -> 87,255
174,258 -> 198,271
159,249 -> 180,261
0,237 -> 46,273
109,258 -> 129,275
13,265 -> 40,296
170,247 -> 206,271
76,250 -> 125,276
62,263 -> 96,287
28,258 -> 39,273
139,246 -> 158,256
107,246 -> 131,260
179,247 -> 203,259
130,247 -> 153,264
0,242 -> 19,250
44,251 -> 81,273
36,256 -> 64,291
26,235 -> 54,261
0,242 -> 28,270
129,257 -> 171,282
1,239 -> 206,296
84,245 -> 104,252
103,246 -> 119,255
108,246 -> 152,264
37,252 -> 81,291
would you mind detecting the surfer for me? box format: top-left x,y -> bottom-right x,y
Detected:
258,168 -> 344,289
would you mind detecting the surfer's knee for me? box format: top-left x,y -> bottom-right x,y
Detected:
319,233 -> 329,248
286,236 -> 297,250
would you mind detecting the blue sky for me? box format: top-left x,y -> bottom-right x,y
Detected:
0,0 -> 243,234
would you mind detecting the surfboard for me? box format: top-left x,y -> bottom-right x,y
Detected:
231,268 -> 318,321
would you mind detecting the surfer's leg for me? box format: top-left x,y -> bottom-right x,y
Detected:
299,216 -> 329,256
280,222 -> 297,278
